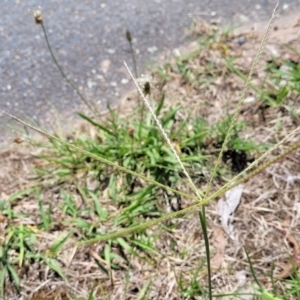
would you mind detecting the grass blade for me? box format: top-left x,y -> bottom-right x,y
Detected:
199,209 -> 212,300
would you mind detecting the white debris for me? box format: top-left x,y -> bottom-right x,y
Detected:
106,48 -> 115,54
283,3 -> 289,10
147,46 -> 158,54
100,59 -> 111,73
235,270 -> 247,286
217,185 -> 244,240
87,79 -> 96,89
121,78 -> 129,84
243,96 -> 256,103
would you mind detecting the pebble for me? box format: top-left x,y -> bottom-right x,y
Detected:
147,46 -> 158,53
121,78 -> 129,84
283,3 -> 289,10
236,36 -> 247,46
100,59 -> 111,73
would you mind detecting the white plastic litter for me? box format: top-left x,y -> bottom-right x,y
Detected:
217,185 -> 243,240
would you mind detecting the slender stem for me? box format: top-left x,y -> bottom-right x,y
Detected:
199,207 -> 212,300
204,1 -> 279,197
129,40 -> 138,78
125,62 -> 204,201
40,23 -> 99,116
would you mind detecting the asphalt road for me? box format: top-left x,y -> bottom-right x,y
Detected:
0,0 -> 299,146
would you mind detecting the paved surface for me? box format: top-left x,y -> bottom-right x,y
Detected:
0,0 -> 299,145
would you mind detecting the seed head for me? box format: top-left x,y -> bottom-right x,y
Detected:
34,10 -> 43,24
143,82 -> 151,95
127,127 -> 134,138
126,30 -> 132,43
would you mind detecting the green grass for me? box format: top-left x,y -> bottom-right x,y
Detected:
1,93 -> 266,298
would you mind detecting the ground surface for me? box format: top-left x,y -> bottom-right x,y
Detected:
1,0 -> 299,146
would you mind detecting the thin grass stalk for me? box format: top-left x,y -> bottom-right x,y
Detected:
270,262 -> 276,296
204,1 -> 279,197
199,208 -> 212,300
39,22 -> 99,116
125,30 -> 146,139
124,62 -> 204,201
244,247 -> 261,289
129,38 -> 138,79
215,126 -> 300,196
126,30 -> 138,78
137,100 -> 145,141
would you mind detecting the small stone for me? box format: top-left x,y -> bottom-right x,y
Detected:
236,36 -> 247,46
96,74 -> 104,81
293,202 -> 300,212
282,3 -> 289,10
239,14 -> 249,22
87,79 -> 96,89
243,96 -> 255,103
100,59 -> 111,73
173,48 -> 181,57
147,46 -> 158,53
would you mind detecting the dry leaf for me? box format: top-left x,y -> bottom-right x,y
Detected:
217,185 -> 243,240
211,227 -> 227,269
276,230 -> 300,279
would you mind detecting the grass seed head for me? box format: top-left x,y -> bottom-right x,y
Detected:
127,127 -> 135,138
126,30 -> 132,42
143,82 -> 151,95
34,10 -> 43,24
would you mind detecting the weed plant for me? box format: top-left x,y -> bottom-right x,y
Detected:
2,2 -> 300,299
